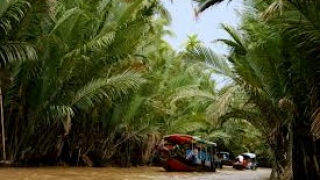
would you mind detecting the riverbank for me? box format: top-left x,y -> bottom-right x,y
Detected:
0,166 -> 271,180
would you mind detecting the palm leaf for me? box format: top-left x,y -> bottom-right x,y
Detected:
215,24 -> 247,55
206,85 -> 239,124
0,42 -> 36,66
49,105 -> 74,119
194,0 -> 225,15
166,115 -> 209,134
0,0 -> 30,35
105,70 -> 146,96
187,45 -> 234,78
170,87 -> 215,109
68,70 -> 144,110
207,130 -> 231,140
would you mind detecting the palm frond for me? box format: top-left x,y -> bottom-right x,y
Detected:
207,130 -> 231,139
261,0 -> 286,20
166,115 -> 209,134
49,7 -> 81,35
170,87 -> 215,109
71,71 -> 145,111
105,70 -> 146,96
154,1 -> 171,23
285,0 -> 320,53
49,105 -> 74,118
187,45 -> 234,77
215,24 -> 247,55
71,78 -> 109,111
206,86 -> 239,124
194,0 -> 225,15
0,41 -> 36,66
0,0 -> 30,36
64,31 -> 115,58
121,95 -> 145,124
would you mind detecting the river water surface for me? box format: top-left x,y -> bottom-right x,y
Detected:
0,166 -> 271,180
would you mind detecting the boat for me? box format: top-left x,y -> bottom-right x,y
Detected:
156,134 -> 218,172
233,152 -> 258,170
217,151 -> 235,166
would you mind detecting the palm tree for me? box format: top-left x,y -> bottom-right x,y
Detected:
0,0 -> 39,163
183,19 -> 294,178
184,0 -> 320,179
0,0 -> 174,166
246,0 -> 320,179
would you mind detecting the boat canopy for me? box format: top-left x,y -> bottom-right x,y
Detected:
241,152 -> 256,158
163,134 -> 217,146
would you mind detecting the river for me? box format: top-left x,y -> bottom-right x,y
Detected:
0,166 -> 271,180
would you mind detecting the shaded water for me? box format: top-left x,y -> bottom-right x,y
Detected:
0,166 -> 271,180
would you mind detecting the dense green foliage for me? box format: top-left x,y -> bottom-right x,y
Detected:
0,0 -> 263,167
191,0 -> 320,179
8,1 -> 320,180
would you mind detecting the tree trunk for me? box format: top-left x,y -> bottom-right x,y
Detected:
0,88 -> 6,162
45,0 -> 56,19
278,123 -> 293,180
269,160 -> 279,180
268,123 -> 293,180
292,126 -> 320,180
126,140 -> 130,167
282,123 -> 293,180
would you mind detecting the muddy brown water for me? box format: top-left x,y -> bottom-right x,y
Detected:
0,166 -> 271,180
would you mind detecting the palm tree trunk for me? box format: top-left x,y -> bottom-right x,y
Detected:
269,159 -> 278,180
282,123 -> 293,180
268,123 -> 293,180
292,124 -> 320,180
0,88 -> 6,161
45,0 -> 56,19
126,140 -> 130,167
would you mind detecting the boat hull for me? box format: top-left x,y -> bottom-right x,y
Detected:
233,163 -> 247,170
163,157 -> 216,172
233,162 -> 257,170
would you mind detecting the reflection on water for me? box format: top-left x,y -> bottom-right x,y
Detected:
0,166 -> 271,180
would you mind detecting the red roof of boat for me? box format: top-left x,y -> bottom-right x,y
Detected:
164,134 -> 193,144
163,134 -> 217,146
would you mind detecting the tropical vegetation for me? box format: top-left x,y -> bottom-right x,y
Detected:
1,0 -> 319,180
190,0 -> 320,179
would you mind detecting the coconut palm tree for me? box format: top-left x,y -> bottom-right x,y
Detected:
185,0 -> 320,179
242,0 -> 320,179
0,0 -> 40,163
271,1 -> 320,179
0,0 -> 174,166
182,18 -> 295,178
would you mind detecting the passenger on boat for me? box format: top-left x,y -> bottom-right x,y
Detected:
243,159 -> 252,169
186,147 -> 201,164
236,155 -> 244,163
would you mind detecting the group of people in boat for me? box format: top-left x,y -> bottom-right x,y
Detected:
168,144 -> 215,167
155,135 -> 258,172
235,154 -> 253,169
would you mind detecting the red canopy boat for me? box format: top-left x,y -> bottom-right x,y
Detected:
157,134 -> 217,172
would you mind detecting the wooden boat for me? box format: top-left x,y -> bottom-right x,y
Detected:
233,152 -> 258,170
157,134 -> 217,172
217,151 -> 235,166
163,157 -> 216,172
